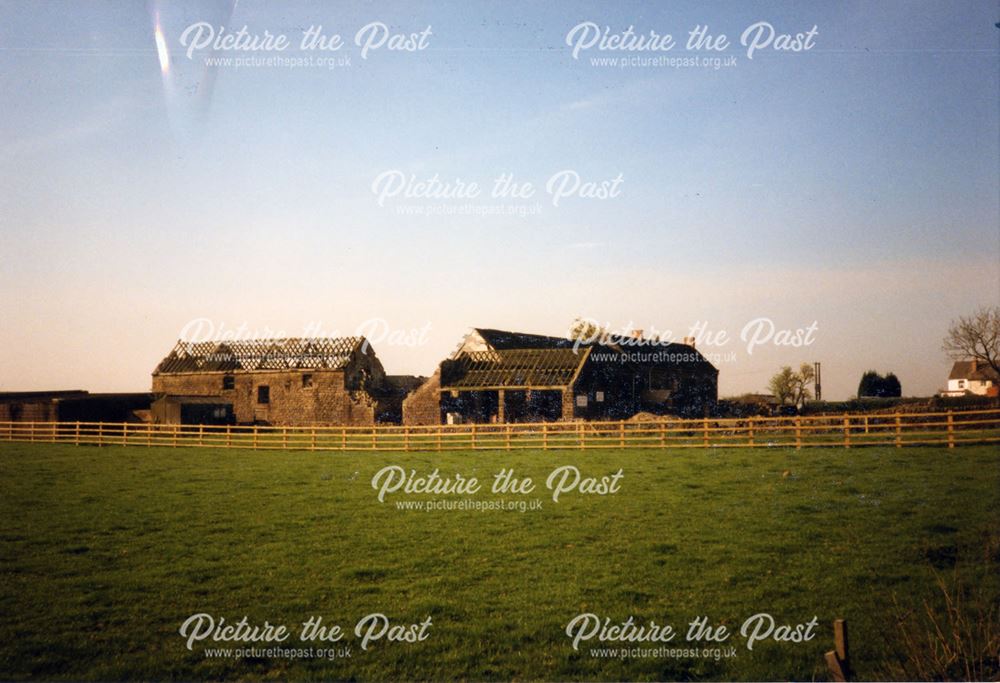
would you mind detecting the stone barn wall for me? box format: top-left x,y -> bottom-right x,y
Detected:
152,370 -> 377,426
402,370 -> 442,425
0,400 -> 58,422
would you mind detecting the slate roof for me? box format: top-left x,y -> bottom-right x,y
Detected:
948,360 -> 1000,382
442,328 -> 719,390
474,328 -> 576,350
386,375 -> 427,393
474,328 -> 716,369
0,390 -> 89,401
153,338 -> 365,374
442,348 -> 590,389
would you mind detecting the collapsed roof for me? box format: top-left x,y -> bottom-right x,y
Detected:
153,337 -> 367,374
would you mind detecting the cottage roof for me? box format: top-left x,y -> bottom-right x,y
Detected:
442,348 -> 590,389
948,360 -> 1000,382
153,337 -> 366,374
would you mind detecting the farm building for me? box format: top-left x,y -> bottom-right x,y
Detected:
0,391 -> 152,423
151,337 -> 396,426
403,328 -> 718,425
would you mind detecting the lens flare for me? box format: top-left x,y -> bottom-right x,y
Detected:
151,1 -> 237,141
154,17 -> 170,74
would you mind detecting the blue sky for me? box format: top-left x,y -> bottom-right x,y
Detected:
0,0 -> 997,398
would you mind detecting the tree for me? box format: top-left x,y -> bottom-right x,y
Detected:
942,306 -> 1000,376
769,366 -> 797,405
883,373 -> 901,397
794,363 -> 815,406
858,370 -> 882,398
858,370 -> 902,398
769,364 -> 815,407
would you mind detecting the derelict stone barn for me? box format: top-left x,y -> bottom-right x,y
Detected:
402,328 -> 718,425
151,337 -> 392,426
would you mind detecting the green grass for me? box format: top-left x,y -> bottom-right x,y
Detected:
0,442 -> 997,681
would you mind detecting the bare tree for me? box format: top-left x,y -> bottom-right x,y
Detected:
793,362 -> 815,406
942,306 -> 1000,376
769,366 -> 797,405
769,364 -> 815,407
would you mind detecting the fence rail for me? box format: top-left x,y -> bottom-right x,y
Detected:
1,409 -> 999,452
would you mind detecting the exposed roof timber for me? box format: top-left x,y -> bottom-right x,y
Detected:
442,348 -> 588,389
153,337 -> 366,375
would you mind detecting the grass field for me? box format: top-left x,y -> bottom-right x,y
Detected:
0,442 -> 998,681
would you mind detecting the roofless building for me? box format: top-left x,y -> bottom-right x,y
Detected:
403,328 -> 718,425
151,337 -> 392,426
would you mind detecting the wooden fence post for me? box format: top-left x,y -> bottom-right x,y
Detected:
198,424 -> 203,447
404,426 -> 410,452
947,410 -> 954,448
97,422 -> 103,447
619,420 -> 625,448
505,424 -> 511,451
252,425 -> 258,450
843,415 -> 851,448
702,418 -> 709,448
226,425 -> 232,449
74,421 -> 80,446
748,417 -> 755,447
543,423 -> 549,451
795,417 -> 802,449
660,421 -> 667,448
310,426 -> 316,451
824,619 -> 851,682
895,415 -> 902,448
122,422 -> 128,447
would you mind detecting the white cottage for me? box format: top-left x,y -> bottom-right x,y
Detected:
942,360 -> 999,397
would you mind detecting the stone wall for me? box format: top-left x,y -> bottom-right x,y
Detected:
152,370 -> 377,426
402,370 -> 441,425
561,388 -> 575,420
150,342 -> 387,426
0,400 -> 57,422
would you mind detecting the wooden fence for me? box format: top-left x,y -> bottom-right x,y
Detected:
1,409 -> 999,452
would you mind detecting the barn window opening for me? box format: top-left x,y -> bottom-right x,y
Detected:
257,386 -> 270,404
595,391 -> 605,403
302,373 -> 314,388
222,375 -> 235,390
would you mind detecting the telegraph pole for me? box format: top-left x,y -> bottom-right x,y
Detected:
814,362 -> 822,401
